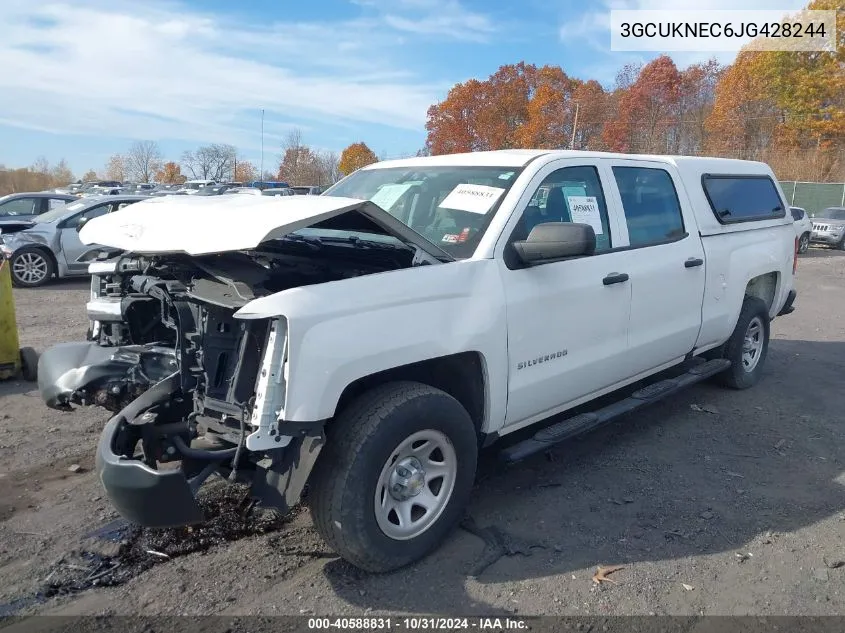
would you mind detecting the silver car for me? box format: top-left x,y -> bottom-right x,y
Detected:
0,192 -> 78,222
810,207 -> 845,250
0,195 -> 149,287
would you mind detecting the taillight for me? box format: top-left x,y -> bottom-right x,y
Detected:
793,237 -> 798,274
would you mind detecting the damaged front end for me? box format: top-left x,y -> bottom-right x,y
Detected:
38,249 -> 330,528
39,226 -> 435,527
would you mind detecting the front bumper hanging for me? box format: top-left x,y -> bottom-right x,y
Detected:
95,373 -> 207,527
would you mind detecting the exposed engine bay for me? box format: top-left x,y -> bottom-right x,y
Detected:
37,227 -> 430,527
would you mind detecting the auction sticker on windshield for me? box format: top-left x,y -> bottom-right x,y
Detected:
567,196 -> 604,235
370,182 -> 417,211
439,184 -> 506,214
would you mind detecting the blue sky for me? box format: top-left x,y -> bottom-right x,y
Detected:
0,0 -> 806,177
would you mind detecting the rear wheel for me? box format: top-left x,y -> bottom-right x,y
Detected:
10,248 -> 54,288
19,347 -> 38,382
715,296 -> 770,390
838,236 -> 845,251
309,381 -> 478,573
798,233 -> 810,254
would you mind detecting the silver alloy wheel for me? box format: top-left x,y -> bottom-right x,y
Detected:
12,252 -> 49,285
741,316 -> 764,372
799,234 -> 809,253
374,429 -> 457,541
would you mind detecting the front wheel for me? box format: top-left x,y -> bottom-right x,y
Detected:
715,296 -> 770,390
10,248 -> 54,288
308,382 -> 478,573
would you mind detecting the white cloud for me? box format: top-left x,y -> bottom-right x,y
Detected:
0,0 -> 488,152
350,0 -> 497,42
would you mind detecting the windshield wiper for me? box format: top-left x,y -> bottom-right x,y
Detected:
314,235 -> 401,250
282,233 -> 322,249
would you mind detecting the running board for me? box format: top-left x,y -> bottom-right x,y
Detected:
500,358 -> 731,464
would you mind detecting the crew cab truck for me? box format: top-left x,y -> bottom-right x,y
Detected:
36,150 -> 797,573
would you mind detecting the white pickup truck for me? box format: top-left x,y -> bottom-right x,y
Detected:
37,150 -> 798,572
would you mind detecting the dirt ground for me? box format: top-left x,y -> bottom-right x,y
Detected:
0,248 -> 843,618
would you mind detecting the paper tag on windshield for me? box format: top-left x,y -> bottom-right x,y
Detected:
567,196 -> 603,235
370,183 -> 415,211
438,184 -> 505,215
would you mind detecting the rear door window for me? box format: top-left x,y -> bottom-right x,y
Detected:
612,167 -> 685,247
0,197 -> 38,216
702,175 -> 786,223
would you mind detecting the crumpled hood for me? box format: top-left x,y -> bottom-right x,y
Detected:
78,193 -> 451,259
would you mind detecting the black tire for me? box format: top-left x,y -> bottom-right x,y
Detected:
715,296 -> 770,390
308,381 -> 478,573
19,347 -> 38,382
797,233 -> 810,254
10,248 -> 54,288
838,236 -> 845,251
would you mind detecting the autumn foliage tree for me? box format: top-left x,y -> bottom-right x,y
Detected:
156,161 -> 186,184
234,161 -> 258,183
104,154 -> 126,181
601,55 -> 682,153
339,142 -> 378,175
277,130 -> 340,185
423,0 -> 842,181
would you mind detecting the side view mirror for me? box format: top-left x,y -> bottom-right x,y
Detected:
513,222 -> 596,266
76,216 -> 89,233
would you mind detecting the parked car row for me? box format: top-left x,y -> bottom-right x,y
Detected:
7,182 -> 834,291
52,178 -> 323,199
0,183 -> 319,287
0,195 -> 150,287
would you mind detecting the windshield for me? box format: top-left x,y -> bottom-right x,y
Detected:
820,208 -> 845,220
181,183 -> 204,190
323,165 -> 522,258
34,200 -> 87,223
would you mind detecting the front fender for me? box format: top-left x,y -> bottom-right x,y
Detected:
236,260 -> 508,431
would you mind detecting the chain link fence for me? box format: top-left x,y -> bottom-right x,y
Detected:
779,181 -> 845,218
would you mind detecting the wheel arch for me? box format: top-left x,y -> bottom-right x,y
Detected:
333,352 -> 488,437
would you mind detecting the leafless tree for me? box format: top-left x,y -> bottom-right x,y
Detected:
318,151 -> 341,185
125,141 -> 163,183
51,159 -> 74,185
31,156 -> 50,175
181,144 -> 237,181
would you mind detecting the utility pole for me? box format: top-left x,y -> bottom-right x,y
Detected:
260,109 -> 265,180
570,101 -> 580,150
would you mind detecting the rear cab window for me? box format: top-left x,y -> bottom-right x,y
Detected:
702,175 -> 786,224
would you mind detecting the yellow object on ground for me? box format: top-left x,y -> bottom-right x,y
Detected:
0,256 -> 38,381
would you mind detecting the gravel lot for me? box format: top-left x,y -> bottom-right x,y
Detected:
0,249 -> 843,617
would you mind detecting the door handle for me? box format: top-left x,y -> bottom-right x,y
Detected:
684,257 -> 704,268
603,272 -> 629,286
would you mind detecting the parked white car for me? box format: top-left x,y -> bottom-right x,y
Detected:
222,187 -> 263,196
178,180 -> 216,194
790,206 -> 813,253
37,150 -> 797,573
